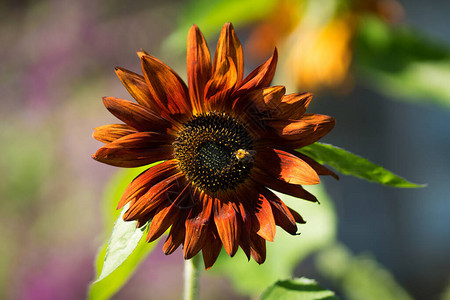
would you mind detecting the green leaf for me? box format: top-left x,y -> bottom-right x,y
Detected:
96,205 -> 146,282
356,16 -> 450,108
298,143 -> 424,188
211,184 -> 337,296
88,207 -> 156,300
92,165 -> 153,279
100,166 -> 150,232
89,164 -> 160,300
316,244 -> 413,300
261,277 -> 338,300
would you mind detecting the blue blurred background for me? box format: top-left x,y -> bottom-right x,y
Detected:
0,0 -> 449,299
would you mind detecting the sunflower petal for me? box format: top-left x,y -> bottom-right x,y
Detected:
141,54 -> 191,118
288,207 -> 306,224
255,148 -> 320,185
250,233 -> 266,264
136,211 -> 155,228
187,24 -> 212,113
205,57 -> 237,109
252,193 -> 276,242
262,188 -> 298,235
277,92 -> 313,120
202,229 -> 223,270
118,159 -> 179,209
236,201 -> 251,260
93,124 -> 137,144
136,48 -> 150,59
294,152 -> 339,180
250,173 -> 318,202
233,86 -> 285,118
163,213 -> 186,255
123,172 -> 184,221
114,67 -> 157,110
184,193 -> 213,259
267,113 -> 336,148
213,23 -> 243,84
102,97 -> 170,132
146,205 -> 178,242
214,199 -> 240,257
146,188 -> 186,242
234,186 -> 256,260
92,132 -> 173,168
234,48 -> 278,96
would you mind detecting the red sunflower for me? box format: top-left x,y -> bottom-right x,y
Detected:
92,23 -> 336,269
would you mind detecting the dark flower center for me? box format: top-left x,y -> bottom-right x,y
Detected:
174,112 -> 254,193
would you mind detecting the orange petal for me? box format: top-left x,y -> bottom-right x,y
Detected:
92,132 -> 174,168
255,148 -> 320,185
118,159 -> 179,209
146,199 -> 181,243
214,199 -> 240,257
288,207 -> 306,224
145,184 -> 190,242
141,54 -> 191,118
237,205 -> 252,260
262,188 -> 297,235
234,188 -> 255,260
184,193 -> 213,259
163,213 -> 187,255
205,57 -> 237,110
136,211 -> 155,228
232,86 -> 285,119
202,229 -> 223,270
250,173 -> 318,202
136,48 -> 150,59
123,172 -> 185,221
267,113 -> 336,148
234,48 -> 278,97
114,67 -> 159,111
252,193 -> 276,242
295,152 -> 339,180
102,97 -> 171,132
187,25 -> 212,113
93,124 -> 137,144
250,233 -> 266,264
277,92 -> 313,120
213,23 -> 243,84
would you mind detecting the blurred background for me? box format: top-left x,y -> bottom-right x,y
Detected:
1,0 -> 449,299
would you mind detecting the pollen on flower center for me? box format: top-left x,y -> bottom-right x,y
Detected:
174,112 -> 254,193
197,142 -> 230,170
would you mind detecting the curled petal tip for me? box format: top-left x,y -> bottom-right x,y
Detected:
271,47 -> 278,59
137,49 -> 150,59
101,96 -> 110,104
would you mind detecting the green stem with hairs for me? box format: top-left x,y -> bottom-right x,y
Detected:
184,254 -> 202,300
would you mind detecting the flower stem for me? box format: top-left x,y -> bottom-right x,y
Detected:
184,254 -> 202,300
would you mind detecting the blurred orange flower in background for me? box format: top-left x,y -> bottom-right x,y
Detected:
246,0 -> 404,92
